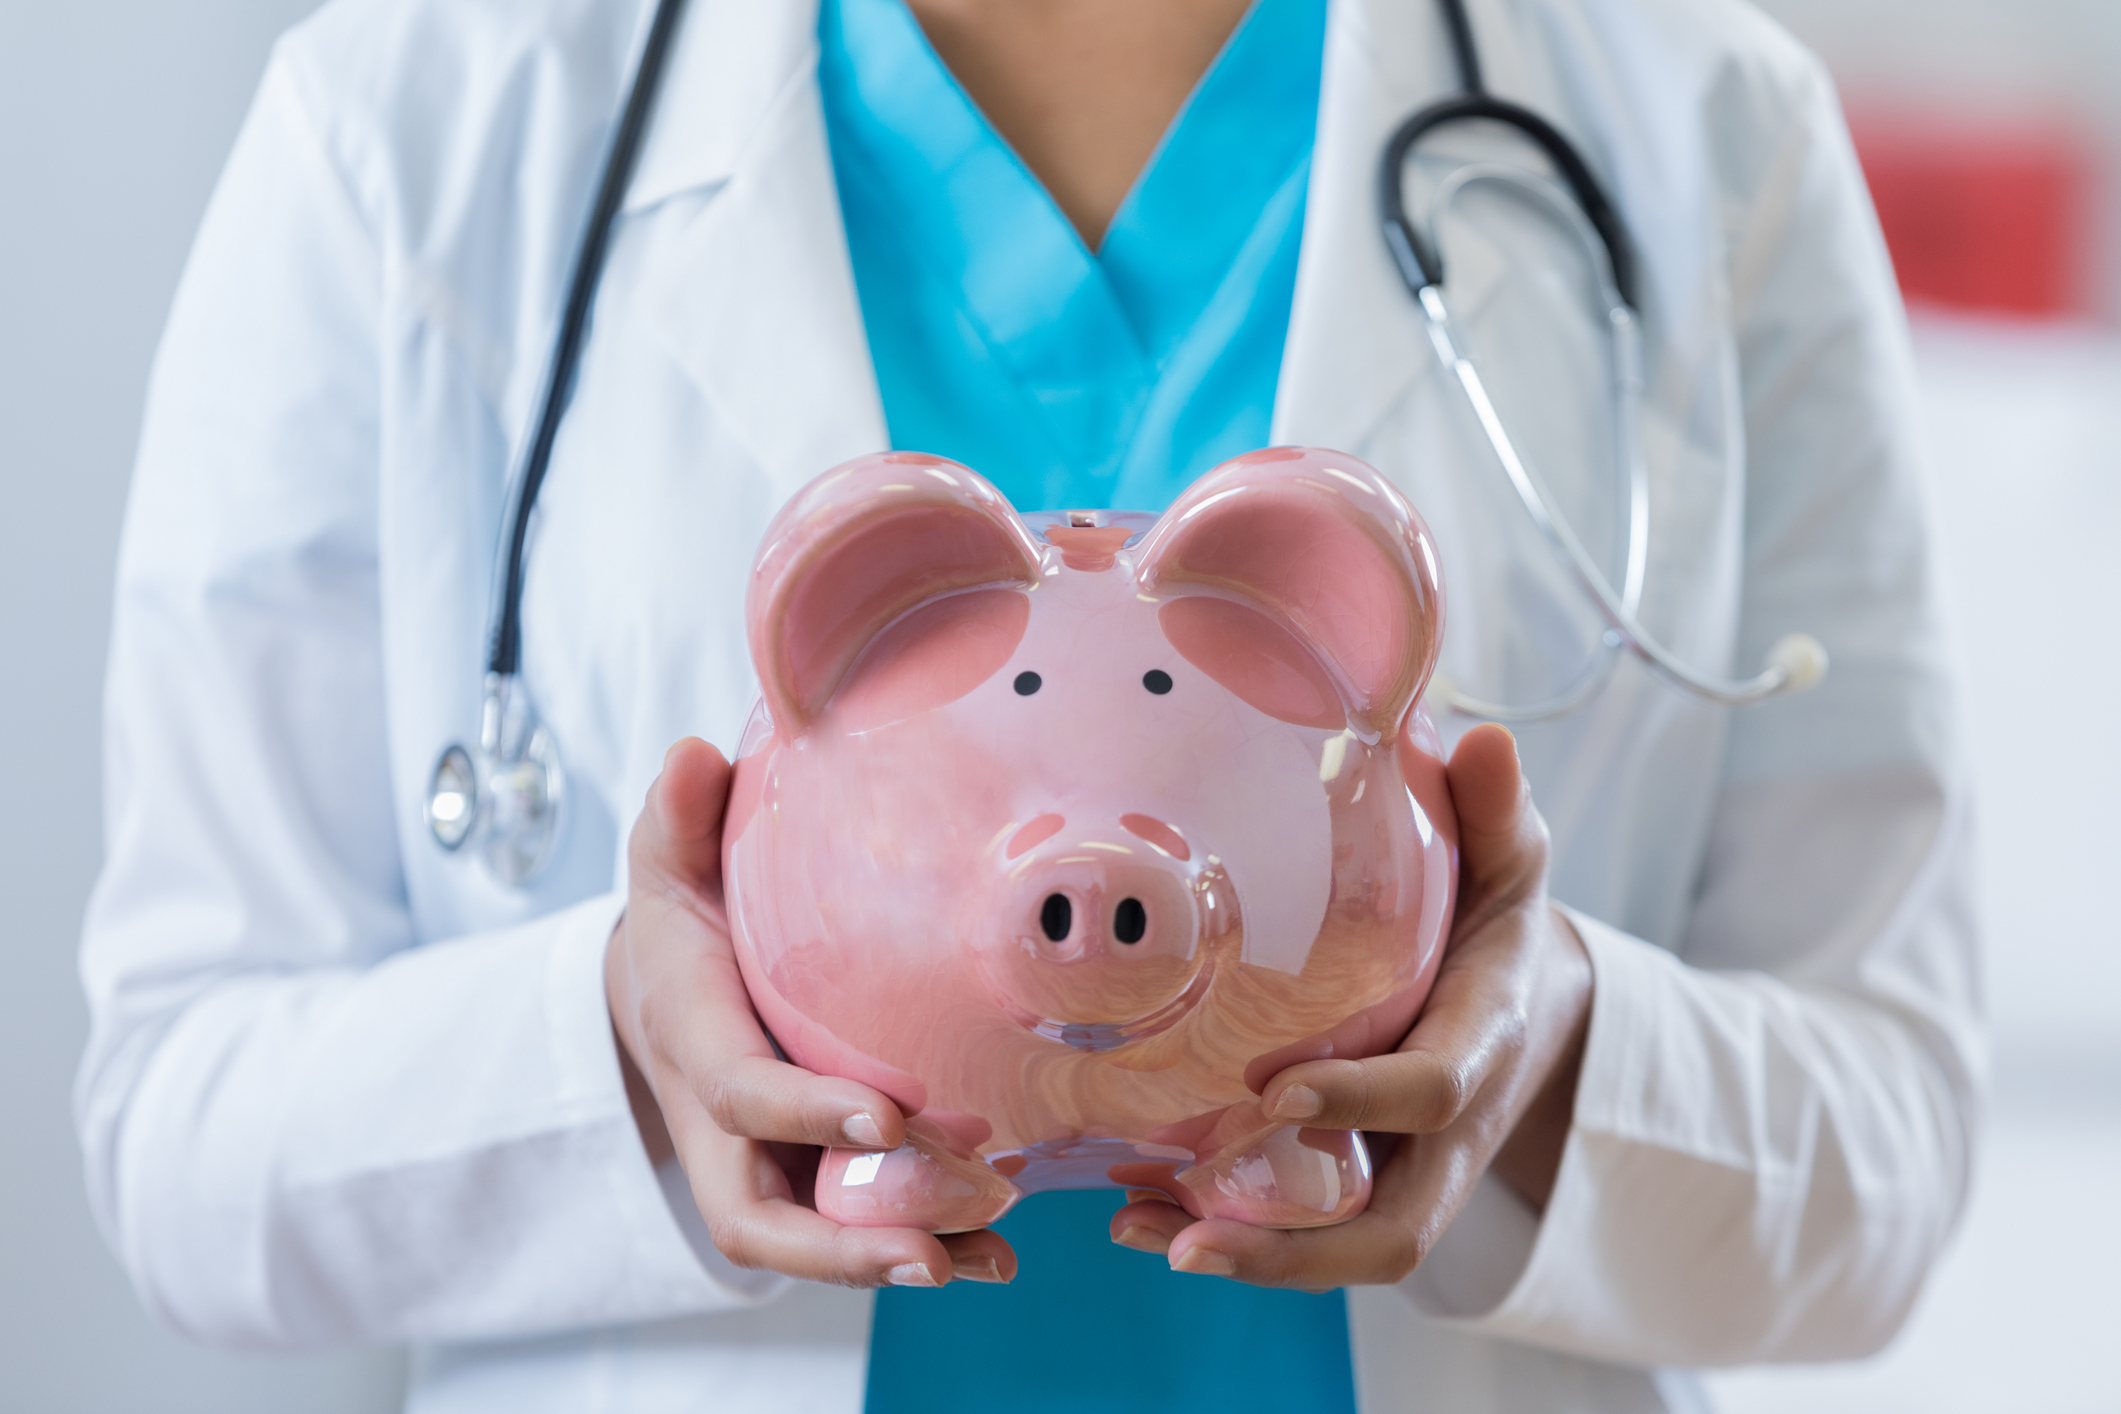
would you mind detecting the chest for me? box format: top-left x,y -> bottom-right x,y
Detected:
368,0 -> 1752,944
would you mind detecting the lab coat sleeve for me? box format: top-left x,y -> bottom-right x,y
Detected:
75,47 -> 771,1348
1398,50 -> 1983,1363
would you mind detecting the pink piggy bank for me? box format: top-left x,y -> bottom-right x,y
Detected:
723,446 -> 1457,1234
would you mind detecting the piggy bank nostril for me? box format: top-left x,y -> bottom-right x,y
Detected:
1040,893 -> 1072,943
1113,897 -> 1147,944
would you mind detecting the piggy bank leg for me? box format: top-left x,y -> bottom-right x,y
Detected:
815,1131 -> 1021,1234
1175,1125 -> 1371,1229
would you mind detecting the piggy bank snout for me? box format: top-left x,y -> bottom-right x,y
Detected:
1019,859 -> 1192,965
979,824 -> 1219,1050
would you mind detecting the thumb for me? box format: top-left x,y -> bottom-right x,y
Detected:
1445,723 -> 1541,890
631,737 -> 734,891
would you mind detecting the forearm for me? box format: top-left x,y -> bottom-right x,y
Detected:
1487,906 -> 1590,1213
610,915 -> 679,1168
1425,888 -> 1978,1367
84,894 -> 759,1347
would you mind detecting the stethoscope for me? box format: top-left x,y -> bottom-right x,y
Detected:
1382,0 -> 1827,721
424,0 -> 690,884
427,0 -> 1827,885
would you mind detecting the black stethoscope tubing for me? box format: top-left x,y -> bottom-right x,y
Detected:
1379,0 -> 1638,312
490,0 -> 692,681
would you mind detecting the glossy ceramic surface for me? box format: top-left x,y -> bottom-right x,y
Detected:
724,447 -> 1458,1233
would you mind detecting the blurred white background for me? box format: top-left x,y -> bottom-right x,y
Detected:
0,2 -> 407,1408
1701,319 -> 2121,1414
1703,3 -> 2121,1406
0,1 -> 2114,1410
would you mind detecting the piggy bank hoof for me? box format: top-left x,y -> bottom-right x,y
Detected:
815,1134 -> 1022,1234
1176,1125 -> 1371,1228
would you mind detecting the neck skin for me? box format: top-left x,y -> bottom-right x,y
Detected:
903,0 -> 1256,249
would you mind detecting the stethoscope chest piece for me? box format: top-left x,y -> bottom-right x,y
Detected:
426,673 -> 565,887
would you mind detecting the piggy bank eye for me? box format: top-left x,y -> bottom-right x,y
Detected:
1014,671 -> 1043,696
1142,669 -> 1173,695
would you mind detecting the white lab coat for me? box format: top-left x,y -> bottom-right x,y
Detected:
76,0 -> 1981,1407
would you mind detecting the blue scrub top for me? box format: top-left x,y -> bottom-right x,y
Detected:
822,0 -> 1323,515
819,1 -> 1354,1409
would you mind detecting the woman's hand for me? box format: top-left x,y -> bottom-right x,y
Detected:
606,737 -> 1017,1288
1108,722 -> 1593,1288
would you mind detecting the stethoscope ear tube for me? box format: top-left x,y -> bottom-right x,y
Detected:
1426,299 -> 1828,709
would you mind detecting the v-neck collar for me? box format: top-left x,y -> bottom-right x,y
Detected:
819,0 -> 1324,509
822,0 -> 1147,371
1099,0 -> 1328,366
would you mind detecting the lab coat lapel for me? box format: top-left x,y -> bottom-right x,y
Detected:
1274,0 -> 1455,452
1274,0 -> 1572,454
629,0 -> 889,505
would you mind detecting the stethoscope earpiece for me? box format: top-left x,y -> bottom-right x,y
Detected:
1766,634 -> 1831,695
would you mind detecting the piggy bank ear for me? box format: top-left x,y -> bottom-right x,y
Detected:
1135,447 -> 1445,739
747,453 -> 1044,733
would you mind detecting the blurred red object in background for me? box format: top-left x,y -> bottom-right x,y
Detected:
1848,110 -> 2093,319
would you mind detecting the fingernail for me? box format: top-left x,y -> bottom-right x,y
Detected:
951,1255 -> 1005,1283
1115,1224 -> 1171,1256
842,1112 -> 885,1147
886,1262 -> 938,1288
1269,1085 -> 1322,1121
1173,1248 -> 1236,1277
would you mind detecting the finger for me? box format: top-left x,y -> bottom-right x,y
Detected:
654,737 -> 732,851
664,1084 -> 958,1288
707,1182 -> 959,1288
1445,725 -> 1547,898
1445,723 -> 1524,840
629,737 -> 732,894
1105,1162 -> 1189,1208
940,1229 -> 1019,1284
632,940 -> 906,1148
641,962 -> 904,1146
1162,1134 -> 1466,1290
1110,1198 -> 1195,1256
1263,1046 -> 1492,1134
688,1053 -> 909,1150
1263,942 -> 1527,1132
1165,1210 -> 1419,1290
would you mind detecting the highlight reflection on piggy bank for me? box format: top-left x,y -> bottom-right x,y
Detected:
723,447 -> 1457,1234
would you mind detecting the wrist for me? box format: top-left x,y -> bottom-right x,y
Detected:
607,912 -> 677,1167
618,1033 -> 677,1167
1488,904 -> 1591,1212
